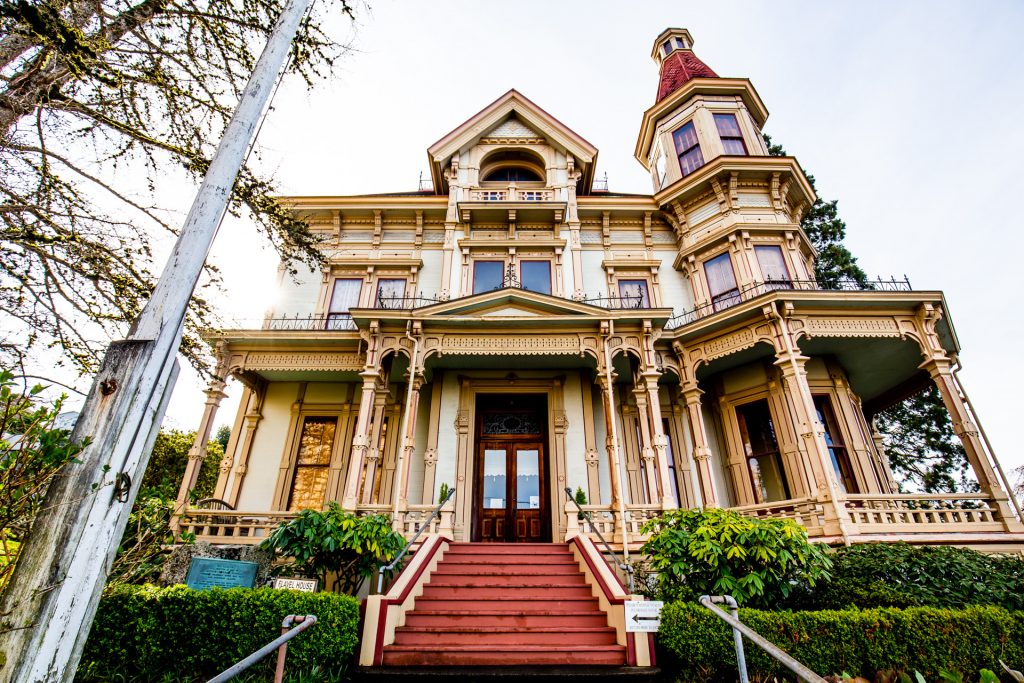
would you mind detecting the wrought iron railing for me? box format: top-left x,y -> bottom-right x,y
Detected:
580,293 -> 646,309
664,276 -> 913,329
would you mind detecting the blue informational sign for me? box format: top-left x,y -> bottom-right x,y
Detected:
185,557 -> 259,590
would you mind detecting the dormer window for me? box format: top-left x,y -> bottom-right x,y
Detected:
673,122 -> 705,177
714,113 -> 747,155
482,167 -> 543,183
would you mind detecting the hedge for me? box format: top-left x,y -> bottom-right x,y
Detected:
78,585 -> 360,682
659,602 -> 1024,682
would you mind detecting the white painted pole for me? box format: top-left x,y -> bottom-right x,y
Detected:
0,0 -> 315,678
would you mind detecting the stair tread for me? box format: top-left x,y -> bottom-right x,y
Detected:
384,645 -> 626,652
396,626 -> 614,633
409,609 -> 605,615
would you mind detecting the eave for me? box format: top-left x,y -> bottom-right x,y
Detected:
652,155 -> 816,212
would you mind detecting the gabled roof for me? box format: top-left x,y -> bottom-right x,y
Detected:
426,90 -> 599,194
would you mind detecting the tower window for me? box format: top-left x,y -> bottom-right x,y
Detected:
672,122 -> 705,177
714,113 -> 747,155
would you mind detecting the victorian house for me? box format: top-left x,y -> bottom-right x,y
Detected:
174,28 -> 1023,668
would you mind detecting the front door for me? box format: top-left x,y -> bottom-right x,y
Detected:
473,396 -> 549,542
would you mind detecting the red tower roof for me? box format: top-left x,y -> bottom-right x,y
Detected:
657,50 -> 718,102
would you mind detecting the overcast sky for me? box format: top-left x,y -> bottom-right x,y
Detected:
158,0 -> 1024,481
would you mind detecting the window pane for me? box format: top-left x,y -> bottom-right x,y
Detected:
736,399 -> 789,503
376,278 -> 406,306
679,147 -> 706,176
473,261 -> 504,294
672,122 -> 698,154
288,467 -> 330,511
296,417 -> 336,465
483,449 -> 506,509
328,279 -> 361,313
814,396 -> 857,493
722,138 -> 747,155
714,113 -> 742,137
662,418 -> 682,505
521,261 -> 551,294
755,246 -> 790,284
617,280 -> 650,307
704,253 -> 738,297
516,449 -> 540,509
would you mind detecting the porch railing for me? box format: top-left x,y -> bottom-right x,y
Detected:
844,493 -> 1002,532
180,492 -> 1009,547
665,276 -> 913,329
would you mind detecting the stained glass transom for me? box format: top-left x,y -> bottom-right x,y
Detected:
482,412 -> 542,435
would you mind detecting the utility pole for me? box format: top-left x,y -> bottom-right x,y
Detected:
0,0 -> 314,677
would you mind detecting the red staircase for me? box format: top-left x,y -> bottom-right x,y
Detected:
381,542 -> 627,666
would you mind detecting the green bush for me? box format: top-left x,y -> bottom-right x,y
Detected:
793,543 -> 1024,611
658,602 -> 1024,683
78,584 -> 360,682
260,503 -> 405,595
639,507 -> 832,607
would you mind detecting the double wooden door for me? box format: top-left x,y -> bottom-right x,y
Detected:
476,440 -> 547,542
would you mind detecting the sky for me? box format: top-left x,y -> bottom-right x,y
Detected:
154,0 -> 1024,481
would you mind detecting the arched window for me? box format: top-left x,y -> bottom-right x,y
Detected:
481,167 -> 542,182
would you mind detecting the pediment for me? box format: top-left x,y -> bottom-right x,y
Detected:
427,90 -> 598,193
416,288 -> 606,319
482,114 -> 543,141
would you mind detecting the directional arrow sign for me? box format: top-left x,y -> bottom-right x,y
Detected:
625,600 -> 664,632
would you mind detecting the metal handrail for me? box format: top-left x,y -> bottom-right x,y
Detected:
377,488 -> 456,593
699,596 -> 827,683
563,488 -> 635,593
206,614 -> 317,683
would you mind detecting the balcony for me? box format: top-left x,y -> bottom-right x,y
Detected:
458,184 -> 566,224
468,187 -> 556,202
664,276 -> 914,330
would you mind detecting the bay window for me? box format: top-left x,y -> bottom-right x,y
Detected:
754,245 -> 791,289
703,253 -> 740,311
617,279 -> 650,308
376,278 -> 407,308
714,113 -> 747,155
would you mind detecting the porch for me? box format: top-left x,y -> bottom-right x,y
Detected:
176,490 -> 1022,547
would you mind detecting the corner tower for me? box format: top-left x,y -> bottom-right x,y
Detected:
636,28 -> 817,312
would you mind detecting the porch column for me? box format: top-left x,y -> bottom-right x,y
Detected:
631,384 -> 661,506
227,385 -> 265,508
341,371 -> 379,509
596,346 -> 629,549
680,381 -> 719,507
394,371 -> 425,514
361,392 -> 389,504
642,370 -> 677,509
580,373 -> 602,503
419,376 -> 444,505
175,358 -> 228,511
921,357 -> 1020,525
773,348 -> 852,541
213,385 -> 250,500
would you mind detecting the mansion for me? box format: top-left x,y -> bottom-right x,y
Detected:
175,28 -> 1024,557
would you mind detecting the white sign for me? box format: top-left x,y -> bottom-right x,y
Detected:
625,600 -> 663,632
273,577 -> 318,592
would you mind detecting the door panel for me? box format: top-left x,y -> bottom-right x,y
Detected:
480,447 -> 508,543
475,440 -> 547,542
514,446 -> 542,543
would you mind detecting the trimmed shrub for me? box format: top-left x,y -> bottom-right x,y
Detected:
658,602 -> 1024,682
793,543 -> 1024,611
78,584 -> 360,682
640,507 -> 832,607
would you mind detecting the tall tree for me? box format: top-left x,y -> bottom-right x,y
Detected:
764,135 -> 867,285
0,0 -> 355,380
766,135 -> 972,491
